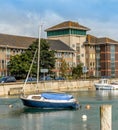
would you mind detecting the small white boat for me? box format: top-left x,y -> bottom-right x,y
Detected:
94,79 -> 118,90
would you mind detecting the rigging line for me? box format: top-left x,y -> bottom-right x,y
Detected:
22,49 -> 37,92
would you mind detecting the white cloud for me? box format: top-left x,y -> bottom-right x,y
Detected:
0,4 -> 118,42
0,23 -> 20,34
79,18 -> 118,41
41,11 -> 65,37
0,10 -> 65,38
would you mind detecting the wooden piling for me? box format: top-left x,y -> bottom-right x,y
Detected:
100,105 -> 112,130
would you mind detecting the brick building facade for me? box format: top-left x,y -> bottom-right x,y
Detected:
0,20 -> 118,78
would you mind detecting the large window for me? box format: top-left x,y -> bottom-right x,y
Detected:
47,29 -> 86,36
110,45 -> 115,77
70,29 -> 86,35
96,46 -> 100,52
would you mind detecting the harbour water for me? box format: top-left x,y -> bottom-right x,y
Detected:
0,90 -> 118,130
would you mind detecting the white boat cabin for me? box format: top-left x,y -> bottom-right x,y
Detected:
98,79 -> 109,84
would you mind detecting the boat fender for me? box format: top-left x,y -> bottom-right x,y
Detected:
85,104 -> 91,110
8,104 -> 13,108
82,115 -> 87,121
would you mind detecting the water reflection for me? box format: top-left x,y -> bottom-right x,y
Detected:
20,107 -> 79,130
96,90 -> 118,99
22,107 -> 73,114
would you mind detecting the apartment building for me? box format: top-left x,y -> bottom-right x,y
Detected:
95,37 -> 118,78
84,34 -> 118,78
84,34 -> 97,77
0,20 -> 118,78
0,33 -> 74,76
45,21 -> 90,67
0,34 -> 36,76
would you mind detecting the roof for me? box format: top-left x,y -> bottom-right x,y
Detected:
86,34 -> 98,44
97,37 -> 118,43
0,33 -> 36,49
0,33 -> 74,52
47,39 -> 74,52
45,21 -> 90,31
84,34 -> 118,45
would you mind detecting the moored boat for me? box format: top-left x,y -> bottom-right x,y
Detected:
20,92 -> 80,109
94,79 -> 118,90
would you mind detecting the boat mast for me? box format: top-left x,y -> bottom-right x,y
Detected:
37,24 -> 42,84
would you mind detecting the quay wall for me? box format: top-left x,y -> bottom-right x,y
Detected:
0,78 -> 117,96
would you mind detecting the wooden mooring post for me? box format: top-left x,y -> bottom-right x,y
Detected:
100,105 -> 112,130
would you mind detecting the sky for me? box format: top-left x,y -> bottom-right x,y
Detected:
1,0 -> 118,40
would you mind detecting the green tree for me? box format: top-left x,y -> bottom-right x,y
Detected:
72,63 -> 83,79
59,58 -> 69,78
40,39 -> 56,73
8,39 -> 56,79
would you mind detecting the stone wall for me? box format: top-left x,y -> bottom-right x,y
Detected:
0,79 -> 98,96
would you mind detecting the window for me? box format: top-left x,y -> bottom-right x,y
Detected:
90,54 -> 92,59
111,45 -> 115,52
55,52 -> 62,58
89,54 -> 95,59
72,44 -> 75,48
6,48 -> 10,59
64,52 -> 69,57
110,45 -> 115,76
90,62 -> 92,66
81,54 -> 84,57
69,53 -> 73,58
70,29 -> 86,35
81,44 -> 84,48
96,53 -> 100,59
2,48 -> 4,52
96,46 -> 100,52
47,29 -> 69,36
93,54 -> 95,59
2,60 -> 4,69
76,43 -> 80,52
77,54 -> 80,60
93,62 -> 95,66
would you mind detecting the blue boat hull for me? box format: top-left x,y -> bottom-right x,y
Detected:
20,98 -> 79,109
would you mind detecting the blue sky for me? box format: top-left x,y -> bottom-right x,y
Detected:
1,0 -> 118,40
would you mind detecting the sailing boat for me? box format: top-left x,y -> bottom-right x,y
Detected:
20,25 -> 80,109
